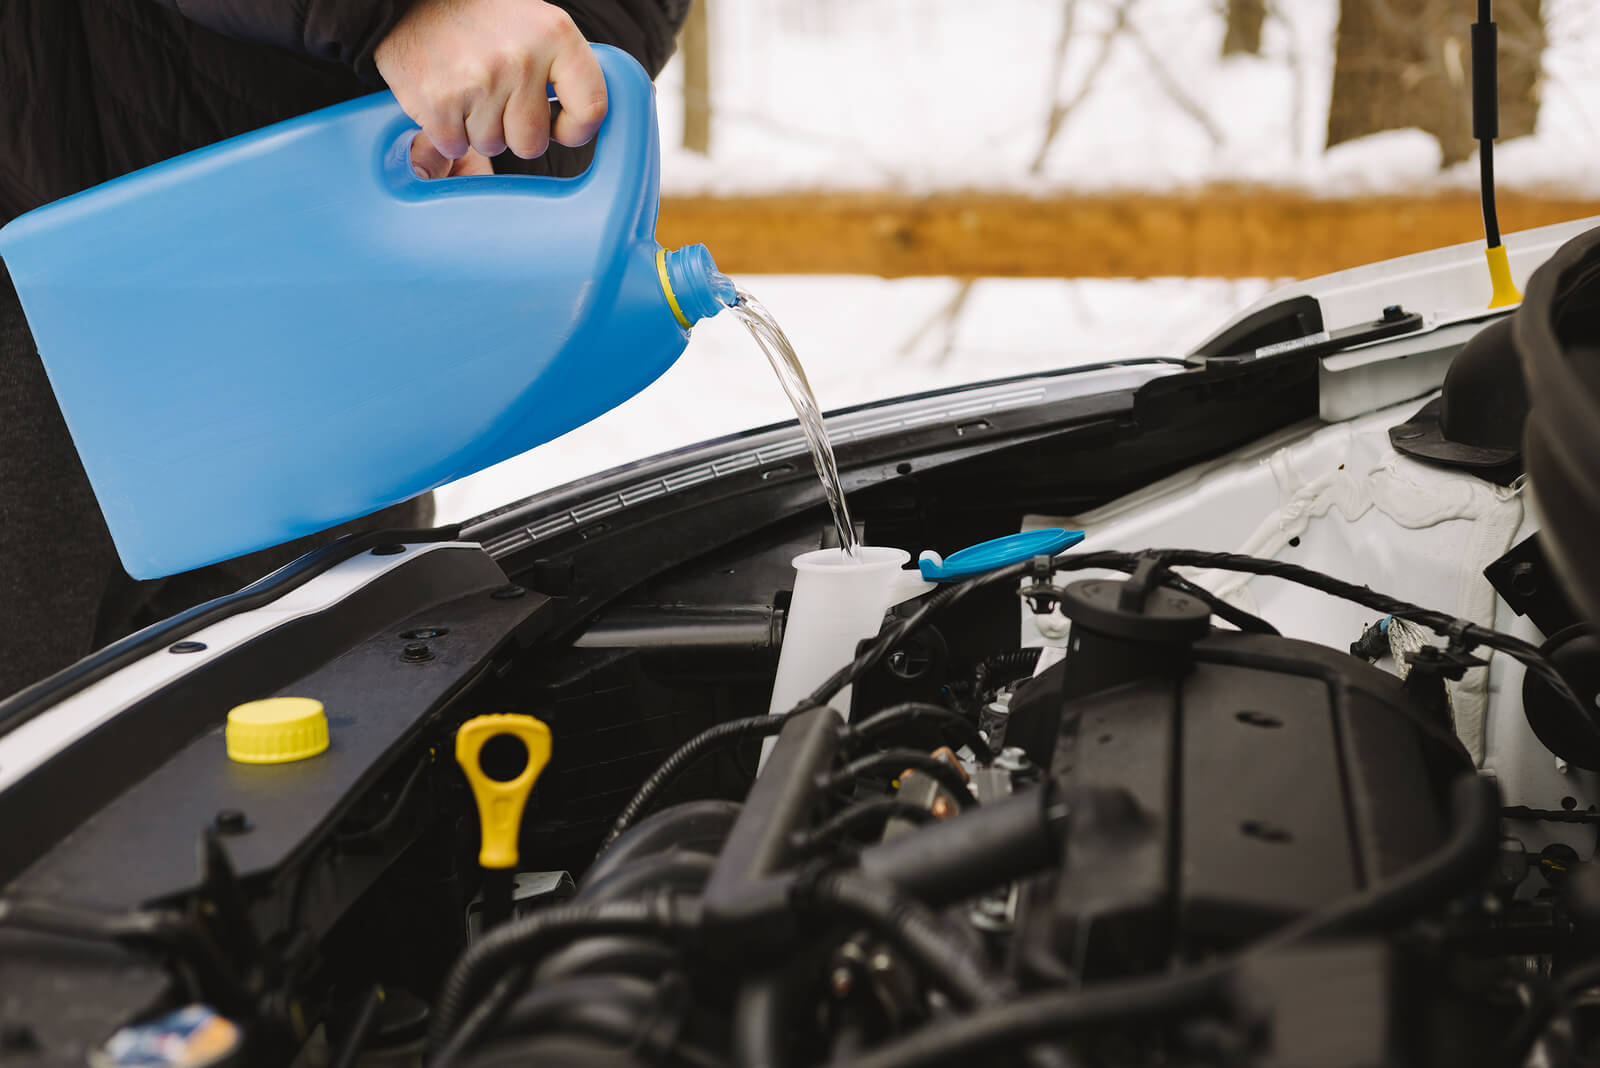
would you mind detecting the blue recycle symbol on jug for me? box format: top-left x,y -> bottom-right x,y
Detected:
0,45 -> 738,579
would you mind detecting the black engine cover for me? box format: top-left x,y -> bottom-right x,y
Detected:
1011,629 -> 1449,979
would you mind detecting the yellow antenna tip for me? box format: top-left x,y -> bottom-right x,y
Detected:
1486,244 -> 1522,309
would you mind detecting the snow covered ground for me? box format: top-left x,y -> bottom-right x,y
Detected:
433,274 -> 1274,522
650,0 -> 1600,197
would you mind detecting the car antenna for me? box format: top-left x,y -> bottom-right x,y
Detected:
1474,0 -> 1522,308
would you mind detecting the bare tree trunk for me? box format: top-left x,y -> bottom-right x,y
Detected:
681,0 -> 711,154
1221,0 -> 1266,56
1326,0 -> 1543,169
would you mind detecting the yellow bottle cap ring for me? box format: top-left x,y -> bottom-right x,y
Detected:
655,247 -> 692,330
226,697 -> 330,765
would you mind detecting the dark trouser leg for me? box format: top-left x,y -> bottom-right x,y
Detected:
0,272 -> 121,696
93,498 -> 435,645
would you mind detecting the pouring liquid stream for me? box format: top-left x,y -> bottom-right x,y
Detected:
730,289 -> 861,559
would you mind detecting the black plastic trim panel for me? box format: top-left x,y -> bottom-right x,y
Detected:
8,582 -> 544,912
0,543 -> 504,885
0,526 -> 463,740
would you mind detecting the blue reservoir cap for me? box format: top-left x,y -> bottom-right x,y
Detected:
917,528 -> 1086,582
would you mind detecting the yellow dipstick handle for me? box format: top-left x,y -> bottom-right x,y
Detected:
455,714 -> 552,870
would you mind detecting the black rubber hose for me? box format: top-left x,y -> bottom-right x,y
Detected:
857,787 -> 1063,908
429,892 -> 702,1053
577,851 -> 717,906
1160,573 -> 1279,635
981,648 -> 1044,685
823,772 -> 1500,1068
820,750 -> 976,810
798,871 -> 1008,1010
1501,957 -> 1600,1063
733,972 -> 790,1068
824,967 -> 1231,1068
845,703 -> 994,762
431,972 -> 528,1068
533,937 -> 680,986
791,799 -> 938,855
335,757 -> 430,848
602,717 -> 794,849
582,801 -> 739,891
489,974 -> 725,1068
1052,548 -> 1594,745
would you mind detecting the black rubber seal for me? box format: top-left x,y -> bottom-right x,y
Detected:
0,524 -> 463,739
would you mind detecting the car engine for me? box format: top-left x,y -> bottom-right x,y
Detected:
426,547 -> 1533,1068
7,224 -> 1600,1068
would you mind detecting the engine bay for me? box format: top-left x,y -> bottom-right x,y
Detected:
6,224 -> 1600,1068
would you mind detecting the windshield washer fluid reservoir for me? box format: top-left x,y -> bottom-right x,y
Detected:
0,44 -> 735,579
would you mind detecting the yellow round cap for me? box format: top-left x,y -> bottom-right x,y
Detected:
226,697 -> 329,764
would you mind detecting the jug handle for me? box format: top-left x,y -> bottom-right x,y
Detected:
572,43 -> 660,236
377,43 -> 658,221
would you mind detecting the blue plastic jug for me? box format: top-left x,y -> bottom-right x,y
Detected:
0,45 -> 736,579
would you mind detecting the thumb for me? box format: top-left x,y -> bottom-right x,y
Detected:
410,133 -> 454,180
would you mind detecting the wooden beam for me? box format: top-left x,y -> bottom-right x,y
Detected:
655,189 -> 1600,279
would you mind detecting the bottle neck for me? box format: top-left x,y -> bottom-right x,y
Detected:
659,243 -> 737,328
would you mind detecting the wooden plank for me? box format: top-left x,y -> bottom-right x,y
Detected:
655,189 -> 1600,279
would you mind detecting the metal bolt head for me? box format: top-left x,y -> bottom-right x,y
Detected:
401,642 -> 433,663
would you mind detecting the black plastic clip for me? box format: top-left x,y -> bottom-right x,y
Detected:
1406,640 -> 1488,682
1019,554 -> 1062,615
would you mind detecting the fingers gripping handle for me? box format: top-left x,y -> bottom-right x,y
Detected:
378,43 -> 657,211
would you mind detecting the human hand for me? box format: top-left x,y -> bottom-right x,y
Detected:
375,0 -> 608,165
409,142 -> 495,179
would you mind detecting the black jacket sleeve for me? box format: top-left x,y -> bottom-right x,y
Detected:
562,0 -> 690,79
152,0 -> 691,84
149,0 -> 410,81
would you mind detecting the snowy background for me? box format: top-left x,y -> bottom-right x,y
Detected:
433,0 -> 1600,522
651,0 -> 1600,196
